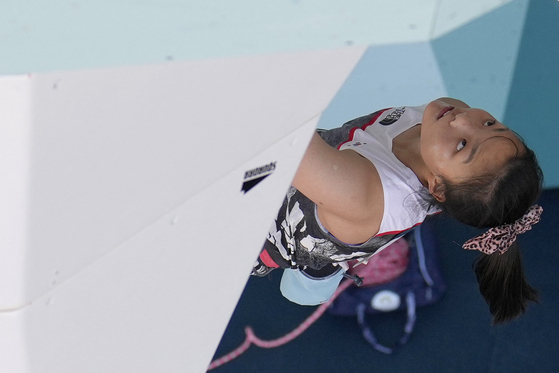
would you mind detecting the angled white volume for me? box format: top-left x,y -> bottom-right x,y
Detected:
0,47 -> 364,372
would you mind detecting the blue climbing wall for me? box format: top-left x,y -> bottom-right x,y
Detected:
2,0 -> 557,187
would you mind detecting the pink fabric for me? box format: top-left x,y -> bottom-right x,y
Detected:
462,205 -> 543,255
349,237 -> 409,286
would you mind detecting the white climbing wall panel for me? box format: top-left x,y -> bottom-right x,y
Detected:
0,47 -> 365,372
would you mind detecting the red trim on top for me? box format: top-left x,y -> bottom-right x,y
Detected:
337,108 -> 391,150
333,107 -> 438,240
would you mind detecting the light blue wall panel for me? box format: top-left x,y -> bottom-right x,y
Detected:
318,42 -> 447,130
431,0 -> 529,120
0,0 -> 433,75
505,0 -> 559,188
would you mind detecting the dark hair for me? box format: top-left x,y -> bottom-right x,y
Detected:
434,144 -> 543,324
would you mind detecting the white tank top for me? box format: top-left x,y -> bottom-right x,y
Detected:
338,105 -> 439,236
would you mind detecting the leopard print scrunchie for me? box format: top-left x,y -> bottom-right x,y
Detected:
462,205 -> 543,255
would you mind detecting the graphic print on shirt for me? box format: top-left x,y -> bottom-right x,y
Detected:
259,106 -> 436,273
266,187 -> 368,269
346,141 -> 368,148
379,107 -> 406,125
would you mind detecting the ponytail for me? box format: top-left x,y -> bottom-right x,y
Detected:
474,241 -> 539,324
430,139 -> 543,323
